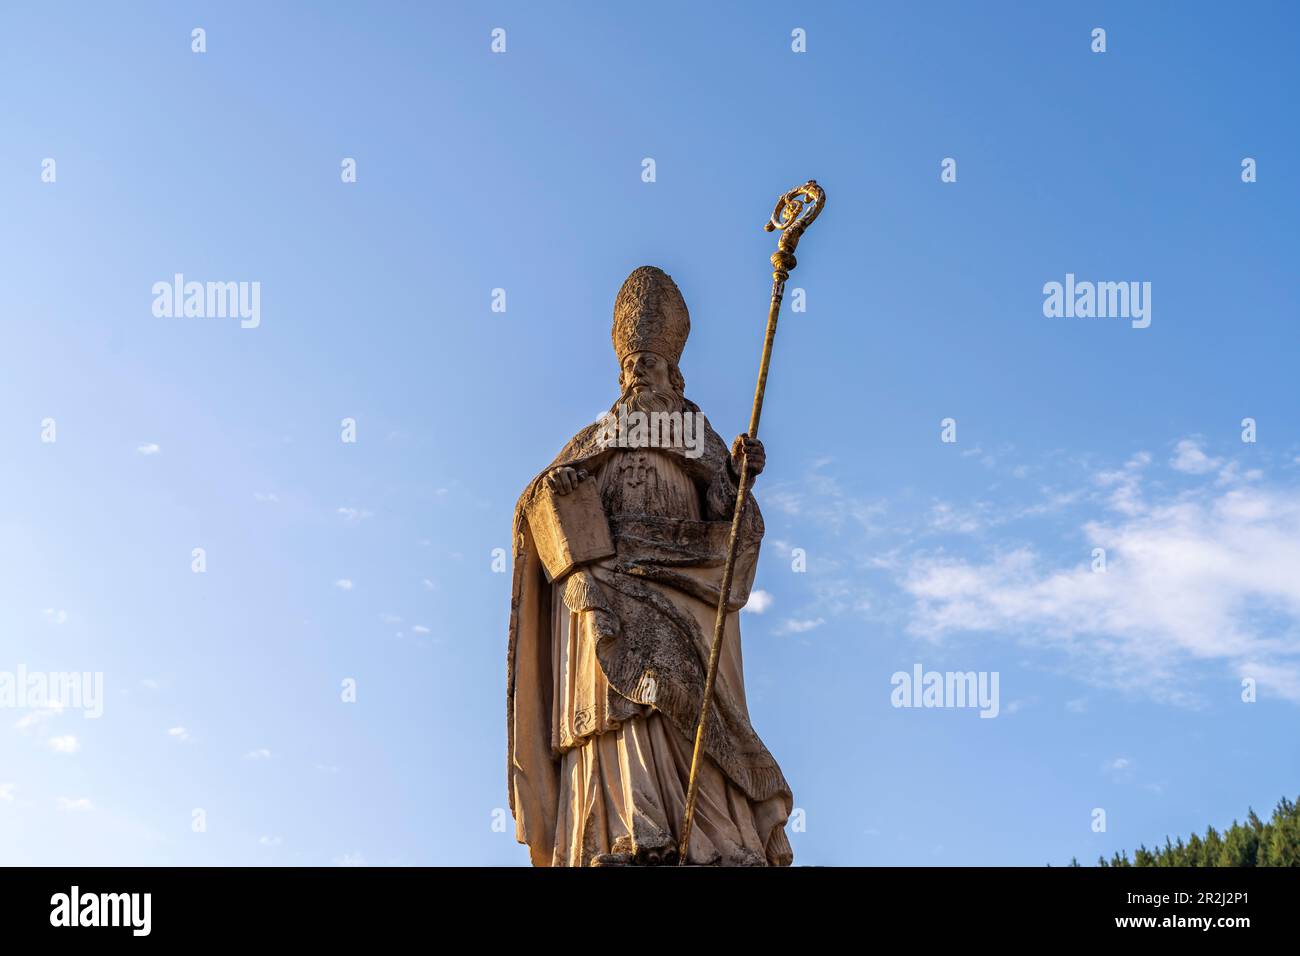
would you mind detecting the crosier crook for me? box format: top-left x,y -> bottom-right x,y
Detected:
678,181 -> 826,864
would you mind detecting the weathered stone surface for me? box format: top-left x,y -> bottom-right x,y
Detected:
506,266 -> 793,867
525,476 -> 613,583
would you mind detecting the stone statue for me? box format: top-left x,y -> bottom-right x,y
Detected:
506,265 -> 793,866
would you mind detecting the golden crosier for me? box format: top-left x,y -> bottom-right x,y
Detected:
764,180 -> 826,291
678,179 -> 827,864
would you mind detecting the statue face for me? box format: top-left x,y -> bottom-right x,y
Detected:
620,350 -> 672,395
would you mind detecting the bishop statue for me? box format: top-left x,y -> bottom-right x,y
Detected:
506,266 -> 793,867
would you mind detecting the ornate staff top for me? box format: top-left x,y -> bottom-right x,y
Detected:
763,180 -> 826,282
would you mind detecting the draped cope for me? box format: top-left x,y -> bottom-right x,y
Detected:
506,406 -> 793,866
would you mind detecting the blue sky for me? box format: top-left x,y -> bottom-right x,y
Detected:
1,1 -> 1297,865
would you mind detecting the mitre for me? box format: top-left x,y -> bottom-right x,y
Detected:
611,266 -> 690,365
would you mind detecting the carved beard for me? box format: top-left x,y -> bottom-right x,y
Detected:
615,383 -> 685,416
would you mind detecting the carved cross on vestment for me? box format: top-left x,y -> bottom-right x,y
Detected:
620,452 -> 652,488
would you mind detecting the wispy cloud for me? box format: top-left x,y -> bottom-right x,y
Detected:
742,589 -> 774,614
14,700 -> 64,730
167,727 -> 191,743
778,616 -> 825,635
48,735 -> 80,754
244,748 -> 272,760
56,797 -> 92,811
333,579 -> 354,591
136,443 -> 161,456
763,458 -> 886,535
1104,757 -> 1138,785
927,501 -> 989,535
901,452 -> 1300,703
1094,451 -> 1151,516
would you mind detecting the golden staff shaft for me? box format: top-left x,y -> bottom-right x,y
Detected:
678,181 -> 825,864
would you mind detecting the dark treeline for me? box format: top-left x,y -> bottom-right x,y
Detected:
1067,795 -> 1300,866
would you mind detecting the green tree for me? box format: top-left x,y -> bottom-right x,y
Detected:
1261,797 -> 1299,866
1076,794 -> 1299,866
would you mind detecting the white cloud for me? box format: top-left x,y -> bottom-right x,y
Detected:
778,617 -> 825,635
1171,439 -> 1222,475
14,701 -> 64,730
334,579 -> 354,591
742,590 -> 774,614
244,748 -> 272,760
254,492 -> 280,503
333,851 -> 367,867
337,507 -> 374,523
0,783 -> 14,802
412,624 -> 431,634
928,501 -> 986,535
167,727 -> 191,742
421,578 -> 436,591
1214,462 -> 1247,485
48,735 -> 80,754
259,835 -> 282,847
1104,757 -> 1138,784
56,797 -> 92,811
1094,451 -> 1151,516
136,443 -> 161,456
41,608 -> 68,625
902,472 -> 1300,703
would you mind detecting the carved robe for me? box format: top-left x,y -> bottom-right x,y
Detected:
506,404 -> 793,866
